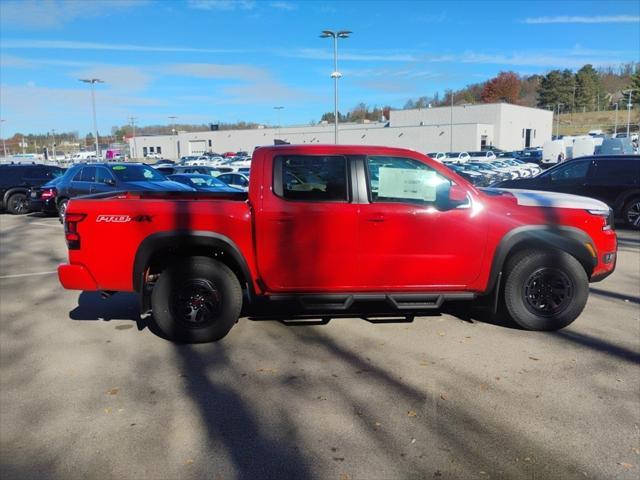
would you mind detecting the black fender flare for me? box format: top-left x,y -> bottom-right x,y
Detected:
3,187 -> 28,209
485,225 -> 597,294
132,230 -> 254,296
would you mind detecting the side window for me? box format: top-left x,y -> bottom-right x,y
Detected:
80,166 -> 96,182
72,168 -> 84,181
276,155 -> 348,202
95,168 -> 114,184
366,156 -> 451,205
593,160 -> 638,186
239,176 -> 249,187
550,160 -> 589,182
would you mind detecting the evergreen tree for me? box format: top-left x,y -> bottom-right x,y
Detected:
575,64 -> 603,111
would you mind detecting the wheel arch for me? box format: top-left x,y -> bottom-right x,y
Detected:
3,187 -> 28,209
133,230 -> 254,299
485,225 -> 597,294
614,189 -> 640,216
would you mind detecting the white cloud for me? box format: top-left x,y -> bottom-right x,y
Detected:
0,0 -> 147,28
269,1 -> 297,10
1,39 -> 245,54
523,15 -> 640,24
286,48 -> 417,62
187,0 -> 255,10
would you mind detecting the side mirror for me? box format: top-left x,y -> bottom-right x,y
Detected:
449,184 -> 468,203
435,183 -> 470,211
105,178 -> 116,186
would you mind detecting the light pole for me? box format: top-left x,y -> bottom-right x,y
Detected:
129,116 -> 137,160
614,102 -> 619,135
555,103 -> 564,138
623,89 -> 636,137
273,106 -> 284,139
0,119 -> 7,158
450,90 -> 454,151
168,116 -> 178,159
320,30 -> 351,144
51,128 -> 56,163
79,78 -> 104,157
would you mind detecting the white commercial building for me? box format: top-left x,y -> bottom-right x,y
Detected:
128,103 -> 552,160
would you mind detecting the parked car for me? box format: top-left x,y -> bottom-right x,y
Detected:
596,138 -> 635,155
55,163 -> 194,219
427,152 -> 446,162
466,161 -> 511,183
495,155 -> 640,228
58,144 -> 617,343
216,173 -> 250,191
0,164 -> 65,214
168,174 -> 242,192
512,149 -> 543,164
28,176 -> 65,215
444,152 -> 471,163
468,151 -> 497,161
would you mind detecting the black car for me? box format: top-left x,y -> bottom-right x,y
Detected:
54,163 -> 194,218
29,176 -> 65,215
495,155 -> 640,228
0,164 -> 65,214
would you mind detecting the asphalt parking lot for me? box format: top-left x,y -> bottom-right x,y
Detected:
0,213 -> 638,480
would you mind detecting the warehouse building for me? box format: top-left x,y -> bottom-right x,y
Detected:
128,103 -> 552,160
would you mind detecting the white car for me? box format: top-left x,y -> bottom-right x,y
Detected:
467,151 -> 497,161
216,172 -> 250,191
444,152 -> 471,163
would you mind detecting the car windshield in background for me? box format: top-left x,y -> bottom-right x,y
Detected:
468,152 -> 485,156
445,152 -> 462,157
110,165 -> 166,181
186,176 -> 226,187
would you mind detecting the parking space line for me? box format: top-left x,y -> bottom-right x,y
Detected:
0,271 -> 57,279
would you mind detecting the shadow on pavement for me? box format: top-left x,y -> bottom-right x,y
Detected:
69,291 -> 147,331
589,287 -> 640,305
553,330 -> 640,365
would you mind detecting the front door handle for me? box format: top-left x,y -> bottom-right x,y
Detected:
365,215 -> 385,223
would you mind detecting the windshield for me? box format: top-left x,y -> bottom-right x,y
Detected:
110,165 -> 166,181
185,175 -> 226,187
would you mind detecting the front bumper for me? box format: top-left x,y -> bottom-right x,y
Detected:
58,264 -> 98,291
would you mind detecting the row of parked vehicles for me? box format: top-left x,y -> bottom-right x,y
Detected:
430,149 -> 543,187
0,157 -> 253,219
1,150 -> 638,229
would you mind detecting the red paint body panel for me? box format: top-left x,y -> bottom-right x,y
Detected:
58,145 -> 617,297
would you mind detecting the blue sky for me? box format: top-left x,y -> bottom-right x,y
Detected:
0,0 -> 638,136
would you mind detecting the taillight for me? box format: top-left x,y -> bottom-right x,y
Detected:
64,213 -> 86,250
41,188 -> 57,200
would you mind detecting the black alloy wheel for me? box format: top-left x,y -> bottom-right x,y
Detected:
522,268 -> 574,317
170,279 -> 221,329
624,199 -> 640,229
7,193 -> 29,215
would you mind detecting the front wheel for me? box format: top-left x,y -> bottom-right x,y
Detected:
150,257 -> 242,343
503,249 -> 588,331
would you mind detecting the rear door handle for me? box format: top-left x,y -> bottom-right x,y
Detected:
365,215 -> 385,223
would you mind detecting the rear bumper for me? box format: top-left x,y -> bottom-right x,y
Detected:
58,264 -> 98,291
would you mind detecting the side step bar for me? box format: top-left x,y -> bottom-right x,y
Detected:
263,292 -> 476,313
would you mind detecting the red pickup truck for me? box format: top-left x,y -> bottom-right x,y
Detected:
58,145 -> 617,342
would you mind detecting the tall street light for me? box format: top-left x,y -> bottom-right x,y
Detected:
613,101 -> 619,135
273,106 -> 284,140
320,30 -> 351,144
168,116 -> 178,159
79,78 -> 104,157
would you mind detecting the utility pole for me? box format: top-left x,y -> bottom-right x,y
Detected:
571,83 -> 576,122
51,128 -> 56,163
129,116 -> 137,160
273,106 -> 284,140
0,119 -> 7,158
320,30 -> 351,144
614,102 -> 619,135
624,89 -> 636,137
79,78 -> 104,157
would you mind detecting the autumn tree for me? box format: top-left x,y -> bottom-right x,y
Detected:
481,71 -> 521,104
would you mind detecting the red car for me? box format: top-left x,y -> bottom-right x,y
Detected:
58,145 -> 617,343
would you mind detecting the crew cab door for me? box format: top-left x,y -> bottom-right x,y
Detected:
357,155 -> 487,289
255,154 -> 359,291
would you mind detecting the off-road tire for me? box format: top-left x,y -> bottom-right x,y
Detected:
151,257 -> 242,343
503,249 -> 588,331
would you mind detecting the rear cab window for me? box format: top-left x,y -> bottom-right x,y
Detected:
274,155 -> 349,202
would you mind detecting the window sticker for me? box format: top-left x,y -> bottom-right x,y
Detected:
378,167 -> 438,201
112,166 -> 126,171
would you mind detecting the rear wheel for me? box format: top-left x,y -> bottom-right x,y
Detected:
58,198 -> 69,222
622,197 -> 640,230
503,249 -> 588,331
151,257 -> 242,343
6,192 -> 29,215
